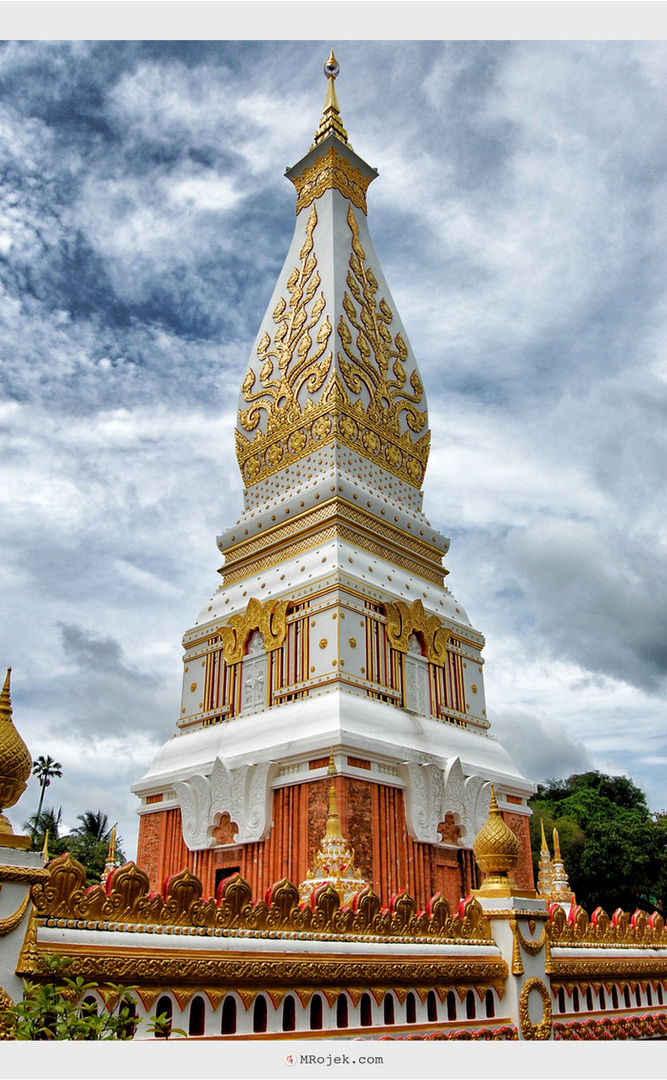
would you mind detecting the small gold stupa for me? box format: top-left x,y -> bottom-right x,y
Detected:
0,668 -> 32,850
299,750 -> 369,907
472,785 -> 522,897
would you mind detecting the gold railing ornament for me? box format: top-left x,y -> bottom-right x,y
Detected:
0,668 -> 32,850
384,598 -> 450,666
472,786 -> 521,898
29,850 -> 492,944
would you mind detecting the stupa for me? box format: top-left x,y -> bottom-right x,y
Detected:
132,52 -> 535,909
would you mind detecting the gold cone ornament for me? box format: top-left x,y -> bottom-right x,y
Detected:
472,786 -> 521,897
0,668 -> 32,849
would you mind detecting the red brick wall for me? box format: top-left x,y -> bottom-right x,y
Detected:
502,810 -> 535,890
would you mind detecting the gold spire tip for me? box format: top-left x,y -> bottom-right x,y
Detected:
324,49 -> 339,81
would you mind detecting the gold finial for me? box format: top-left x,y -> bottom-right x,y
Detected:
100,824 -> 118,885
540,819 -> 549,855
0,667 -> 32,849
325,748 -> 342,839
42,829 -> 49,864
552,826 -> 561,862
472,786 -> 521,897
311,48 -> 351,148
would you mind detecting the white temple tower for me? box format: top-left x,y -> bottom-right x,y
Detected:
133,54 -> 535,908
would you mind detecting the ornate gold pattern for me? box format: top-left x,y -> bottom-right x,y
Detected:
554,1014 -> 667,1041
472,787 -> 520,896
547,903 -> 667,948
0,668 -> 32,841
0,985 -> 15,1040
220,597 -> 290,664
0,863 -> 50,886
292,146 -> 373,215
0,889 -> 30,937
510,918 -> 549,977
235,211 -> 430,492
519,977 -> 553,1041
384,599 -> 450,665
29,852 -> 493,945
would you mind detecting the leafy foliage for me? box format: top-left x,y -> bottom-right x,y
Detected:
4,954 -> 138,1040
530,771 -> 667,914
31,756 -> 62,823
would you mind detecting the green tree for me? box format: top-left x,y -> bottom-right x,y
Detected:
65,811 -> 125,887
24,807 -> 68,857
32,756 -> 62,823
529,772 -> 665,914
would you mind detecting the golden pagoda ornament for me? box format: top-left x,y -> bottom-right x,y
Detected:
549,826 -> 573,904
536,818 -> 554,898
472,786 -> 522,897
0,668 -> 32,850
299,750 -> 369,907
100,825 -> 118,886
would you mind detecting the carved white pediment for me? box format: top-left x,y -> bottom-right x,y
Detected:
402,755 -> 492,846
173,756 -> 276,850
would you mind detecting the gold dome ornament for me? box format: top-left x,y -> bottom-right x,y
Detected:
0,668 -> 32,850
472,786 -> 521,897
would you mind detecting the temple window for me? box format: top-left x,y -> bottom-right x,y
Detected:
240,631 -> 267,714
426,990 -> 438,1022
466,990 -> 476,1020
557,988 -> 565,1013
309,994 -> 323,1031
155,996 -> 173,1038
336,994 -> 349,1029
283,995 -> 296,1032
404,633 -> 430,715
253,995 -> 268,1033
220,996 -> 237,1035
485,989 -> 495,1019
383,994 -> 395,1025
572,988 -> 579,1013
447,991 -> 457,1021
360,993 -> 373,1027
188,995 -> 206,1037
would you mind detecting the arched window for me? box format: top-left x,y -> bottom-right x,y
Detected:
447,992 -> 457,1021
310,995 -> 323,1031
586,987 -> 593,1011
241,631 -> 267,714
404,634 -> 430,715
427,991 -> 437,1022
336,994 -> 348,1029
383,994 -> 395,1025
647,986 -> 653,1006
82,995 -> 98,1017
253,995 -> 268,1034
360,993 -> 372,1027
635,986 -> 642,1008
572,988 -> 579,1013
282,995 -> 296,1032
485,989 -> 495,1019
188,996 -> 205,1037
221,996 -> 237,1035
466,990 -> 476,1020
406,993 -> 416,1024
155,996 -> 173,1039
599,988 -> 605,1010
658,985 -> 664,1006
558,988 -> 565,1014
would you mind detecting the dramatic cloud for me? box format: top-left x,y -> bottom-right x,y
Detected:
2,40 -> 666,849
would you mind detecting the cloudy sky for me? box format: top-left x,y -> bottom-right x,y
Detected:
1,36 -> 666,856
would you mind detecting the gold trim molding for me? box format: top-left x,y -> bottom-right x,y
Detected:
519,977 -> 553,1041
385,599 -> 450,666
219,596 -> 289,663
291,146 -> 373,215
547,903 -> 667,948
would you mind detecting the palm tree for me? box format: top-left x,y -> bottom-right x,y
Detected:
72,811 -> 112,843
24,806 -> 63,850
32,755 -> 62,822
